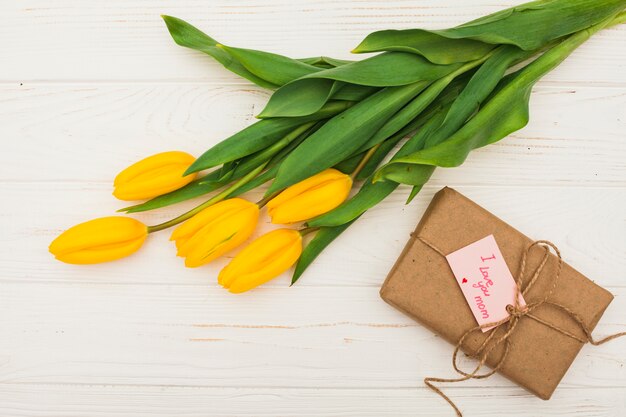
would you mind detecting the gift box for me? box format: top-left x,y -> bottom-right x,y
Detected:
380,187 -> 614,400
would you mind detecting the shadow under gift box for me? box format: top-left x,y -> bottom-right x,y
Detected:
380,187 -> 613,400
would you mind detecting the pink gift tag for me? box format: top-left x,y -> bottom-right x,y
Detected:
445,235 -> 525,332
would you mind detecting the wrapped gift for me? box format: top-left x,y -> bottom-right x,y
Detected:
380,187 -> 619,404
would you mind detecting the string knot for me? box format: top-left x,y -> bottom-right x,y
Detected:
505,304 -> 528,318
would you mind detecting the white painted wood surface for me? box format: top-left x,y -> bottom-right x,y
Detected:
0,1 -> 625,416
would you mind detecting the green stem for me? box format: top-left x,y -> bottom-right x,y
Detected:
256,192 -> 276,208
350,143 -> 381,180
147,162 -> 268,233
299,227 -> 320,236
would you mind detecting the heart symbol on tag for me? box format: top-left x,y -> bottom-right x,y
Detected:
461,278 -> 468,284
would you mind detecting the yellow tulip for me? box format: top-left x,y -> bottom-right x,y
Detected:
218,229 -> 302,293
49,217 -> 147,264
170,198 -> 259,267
266,168 -> 352,224
114,151 -> 197,201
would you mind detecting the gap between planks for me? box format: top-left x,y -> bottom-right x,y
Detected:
0,381 -> 622,390
2,79 -> 626,88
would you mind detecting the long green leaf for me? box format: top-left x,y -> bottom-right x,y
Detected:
218,45 -> 322,86
257,79 -> 337,119
162,16 -> 346,88
162,16 -> 278,89
267,81 -> 429,194
353,30 -> 494,65
353,0 -> 625,59
186,101 -> 352,174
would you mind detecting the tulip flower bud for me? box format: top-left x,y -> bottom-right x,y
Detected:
266,168 -> 352,224
49,217 -> 147,264
171,198 -> 259,267
218,228 -> 303,293
114,151 -> 197,201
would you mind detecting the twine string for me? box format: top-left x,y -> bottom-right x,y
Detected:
415,236 -> 626,417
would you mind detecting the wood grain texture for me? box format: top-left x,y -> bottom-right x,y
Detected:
0,385 -> 624,417
1,1 -> 625,85
0,1 -> 624,416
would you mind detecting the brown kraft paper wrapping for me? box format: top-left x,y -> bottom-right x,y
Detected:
380,187 -> 614,400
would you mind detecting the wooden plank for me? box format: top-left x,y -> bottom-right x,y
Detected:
3,183 -> 624,287
0,384 -> 623,417
1,283 -> 624,389
0,0 -> 625,84
0,84 -> 624,184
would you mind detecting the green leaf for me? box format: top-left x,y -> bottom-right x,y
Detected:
161,15 -> 279,89
405,185 -> 424,204
292,220 -> 358,285
375,18 -> 612,185
354,0 -> 625,57
268,81 -> 429,194
257,78 -> 337,118
259,52 -> 463,118
298,56 -> 354,67
259,81 -> 376,119
218,45 -> 322,86
186,101 -> 352,174
162,16 -> 347,88
353,30 -> 495,65
448,0 -> 625,50
331,84 -> 379,101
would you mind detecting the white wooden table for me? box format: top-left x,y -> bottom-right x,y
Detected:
1,1 -> 625,416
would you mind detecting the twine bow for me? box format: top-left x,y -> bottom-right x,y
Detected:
417,237 -> 626,417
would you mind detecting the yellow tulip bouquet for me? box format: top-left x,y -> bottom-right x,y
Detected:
51,0 -> 626,293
